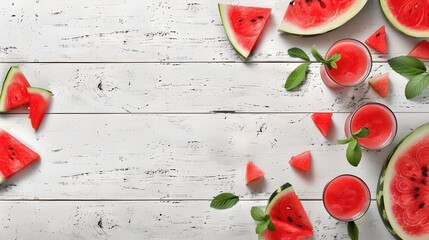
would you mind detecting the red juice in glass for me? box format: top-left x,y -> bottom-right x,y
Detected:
345,103 -> 397,150
323,174 -> 370,221
320,39 -> 372,89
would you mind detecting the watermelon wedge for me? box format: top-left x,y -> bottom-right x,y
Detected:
0,129 -> 40,183
28,87 -> 53,130
246,162 -> 264,184
279,0 -> 368,36
0,67 -> 30,112
218,4 -> 271,59
311,112 -> 333,137
369,73 -> 389,98
289,151 -> 311,172
408,40 -> 429,60
365,26 -> 387,54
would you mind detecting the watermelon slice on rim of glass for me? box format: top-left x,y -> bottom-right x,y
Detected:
245,162 -> 264,184
311,112 -> 333,137
408,40 -> 429,60
0,66 -> 31,112
365,26 -> 387,54
28,87 -> 53,131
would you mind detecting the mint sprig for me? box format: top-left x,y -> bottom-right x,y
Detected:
347,221 -> 359,240
288,48 -> 310,62
210,193 -> 239,210
251,207 -> 275,234
311,45 -> 341,70
338,127 -> 370,167
285,48 -> 311,91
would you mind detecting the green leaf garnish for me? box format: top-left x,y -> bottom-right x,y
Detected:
347,221 -> 359,240
210,193 -> 239,210
405,73 -> 429,100
338,127 -> 369,167
288,47 -> 310,62
311,45 -> 341,70
285,63 -> 309,91
251,207 -> 275,235
251,206 -> 265,221
352,127 -> 370,138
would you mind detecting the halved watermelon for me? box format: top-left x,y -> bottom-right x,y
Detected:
218,4 -> 271,59
278,0 -> 368,35
369,73 -> 389,98
365,26 -> 387,54
408,40 -> 429,60
246,162 -> 264,184
0,129 -> 40,183
28,87 -> 53,130
289,151 -> 311,172
0,67 -> 31,112
311,112 -> 333,137
259,183 -> 313,240
380,0 -> 429,38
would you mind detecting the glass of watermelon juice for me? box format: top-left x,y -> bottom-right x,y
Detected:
320,39 -> 372,89
345,102 -> 397,150
323,174 -> 371,222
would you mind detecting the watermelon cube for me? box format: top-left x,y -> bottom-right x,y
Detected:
245,162 -> 264,184
289,151 -> 311,172
408,40 -> 429,60
368,73 -> 389,98
311,112 -> 333,137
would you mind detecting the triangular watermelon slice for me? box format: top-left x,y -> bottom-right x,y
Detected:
365,26 -> 387,54
27,87 -> 53,130
218,4 -> 271,59
368,73 -> 389,98
245,162 -> 264,184
408,40 -> 429,60
0,67 -> 31,112
311,112 -> 333,137
0,129 -> 40,183
289,151 -> 311,172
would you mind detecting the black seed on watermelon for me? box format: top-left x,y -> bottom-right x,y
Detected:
257,16 -> 263,19
250,19 -> 256,22
419,203 -> 425,209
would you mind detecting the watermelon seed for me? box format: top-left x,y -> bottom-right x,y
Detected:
422,180 -> 427,185
411,177 -> 417,181
318,0 -> 326,9
257,16 -> 263,19
286,206 -> 292,210
238,19 -> 243,22
8,147 -> 13,150
290,1 -> 296,6
415,187 -> 420,191
9,157 -> 14,161
414,193 -> 420,199
419,203 -> 425,209
376,32 -> 381,37
298,225 -> 303,228
250,19 -> 256,23
287,217 -> 293,223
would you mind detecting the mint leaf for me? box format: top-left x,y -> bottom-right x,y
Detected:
256,221 -> 269,234
285,63 -> 309,91
327,53 -> 341,69
405,73 -> 429,99
267,218 -> 275,231
388,56 -> 426,79
352,127 -> 370,138
338,138 -> 352,145
311,45 -> 328,65
348,221 -> 359,240
210,193 -> 239,210
312,45 -> 341,70
288,48 -> 310,62
346,139 -> 362,167
251,207 -> 265,221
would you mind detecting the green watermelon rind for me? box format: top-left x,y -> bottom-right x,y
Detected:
0,66 -> 24,112
278,0 -> 368,36
218,4 -> 248,59
27,87 -> 54,100
377,123 -> 429,240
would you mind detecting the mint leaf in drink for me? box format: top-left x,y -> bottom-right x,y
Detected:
312,45 -> 341,70
347,221 -> 359,240
327,53 -> 341,69
288,47 -> 310,62
311,45 -> 328,65
352,127 -> 370,138
267,217 -> 275,231
388,56 -> 427,79
251,206 -> 265,221
405,73 -> 429,100
210,193 -> 239,210
347,139 -> 362,167
285,63 -> 309,91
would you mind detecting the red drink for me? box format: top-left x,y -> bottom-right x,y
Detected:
323,175 -> 370,221
320,39 -> 372,89
345,103 -> 397,150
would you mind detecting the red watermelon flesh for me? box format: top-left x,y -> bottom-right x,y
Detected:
289,151 -> 311,172
365,26 -> 387,54
245,162 -> 264,184
28,87 -> 53,130
408,40 -> 429,60
311,112 -> 333,137
0,67 -> 31,112
218,4 -> 271,59
0,129 -> 40,182
369,73 -> 389,98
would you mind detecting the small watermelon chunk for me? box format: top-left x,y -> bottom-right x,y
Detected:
0,67 -> 31,112
365,26 -> 387,54
245,162 -> 264,184
368,73 -> 389,98
408,40 -> 429,60
218,4 -> 271,59
311,112 -> 333,137
0,129 -> 40,183
289,151 -> 311,172
28,87 -> 53,130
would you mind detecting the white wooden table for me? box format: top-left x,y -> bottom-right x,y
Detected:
0,0 -> 428,239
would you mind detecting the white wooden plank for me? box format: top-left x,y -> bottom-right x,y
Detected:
0,0 -> 426,62
0,113 -> 426,200
0,200 -> 395,239
2,63 -> 429,113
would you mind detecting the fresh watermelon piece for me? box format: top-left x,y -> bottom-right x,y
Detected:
260,183 -> 313,240
0,129 -> 40,183
289,151 -> 311,172
218,4 -> 271,59
279,0 -> 368,35
0,67 -> 31,112
380,0 -> 429,38
311,112 -> 333,137
27,87 -> 53,130
377,123 -> 429,239
408,40 -> 429,60
365,26 -> 387,54
369,73 -> 389,98
245,162 -> 264,184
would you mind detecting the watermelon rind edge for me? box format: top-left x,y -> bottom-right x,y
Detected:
0,66 -> 22,112
27,87 -> 54,99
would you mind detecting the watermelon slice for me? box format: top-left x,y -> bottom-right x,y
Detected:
380,0 -> 429,38
278,0 -> 368,35
289,151 -> 311,172
311,112 -> 333,137
0,67 -> 31,112
246,162 -> 264,184
369,73 -> 389,98
408,40 -> 429,60
260,183 -> 313,239
218,4 -> 271,59
0,129 -> 40,183
27,87 -> 53,130
365,26 -> 387,54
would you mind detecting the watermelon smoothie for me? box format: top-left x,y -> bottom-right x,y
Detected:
323,174 -> 371,221
320,39 -> 372,89
345,103 -> 397,150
